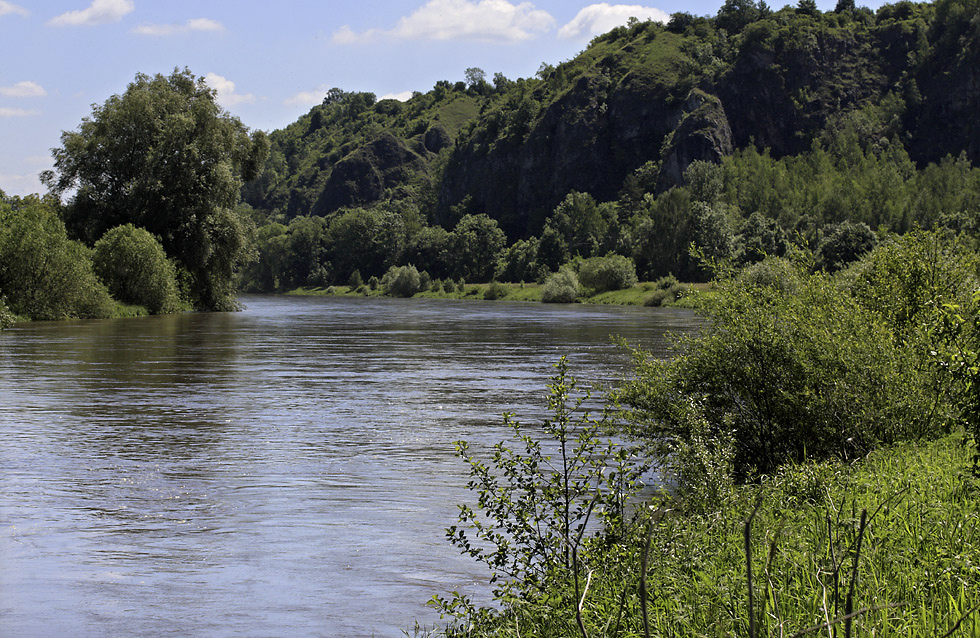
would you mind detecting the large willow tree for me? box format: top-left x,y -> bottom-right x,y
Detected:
43,68 -> 269,311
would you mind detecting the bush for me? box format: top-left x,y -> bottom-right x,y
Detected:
381,264 -> 421,297
93,224 -> 181,314
541,269 -> 580,303
436,358 -> 647,621
368,275 -> 380,291
483,281 -> 508,300
653,274 -> 680,290
0,197 -> 114,320
348,269 -> 364,288
0,296 -> 15,329
576,254 -> 638,293
616,256 -> 957,482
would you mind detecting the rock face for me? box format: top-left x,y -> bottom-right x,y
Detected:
659,90 -> 734,189
438,72 -> 684,237
312,133 -> 428,215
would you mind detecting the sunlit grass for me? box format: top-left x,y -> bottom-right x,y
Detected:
434,435 -> 980,637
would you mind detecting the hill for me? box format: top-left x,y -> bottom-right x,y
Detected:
238,0 -> 980,291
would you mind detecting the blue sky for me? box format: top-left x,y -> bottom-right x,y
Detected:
1,0 -> 889,196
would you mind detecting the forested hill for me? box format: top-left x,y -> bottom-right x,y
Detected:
242,0 -> 979,239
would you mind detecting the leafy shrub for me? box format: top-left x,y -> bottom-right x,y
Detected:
541,269 -> 580,303
368,275 -> 380,291
654,274 -> 680,290
0,197 -> 114,320
483,281 -> 508,300
816,220 -> 877,272
617,257 -> 955,482
419,270 -> 432,291
442,279 -> 456,294
0,296 -> 15,329
93,224 -> 181,314
737,256 -> 801,293
381,264 -> 421,297
645,273 -> 688,306
576,254 -> 638,293
348,269 -> 364,288
436,358 -> 647,619
430,278 -> 443,292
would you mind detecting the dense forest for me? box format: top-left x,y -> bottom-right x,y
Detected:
234,0 -> 980,294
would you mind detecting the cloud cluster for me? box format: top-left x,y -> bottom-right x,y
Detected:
0,107 -> 39,117
334,0 -> 555,44
48,0 -> 134,27
0,81 -> 47,98
204,73 -> 256,109
558,3 -> 669,40
132,18 -> 224,36
0,1 -> 29,18
284,85 -> 330,108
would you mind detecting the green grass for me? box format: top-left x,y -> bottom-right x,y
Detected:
434,435 -> 980,637
286,281 -> 707,307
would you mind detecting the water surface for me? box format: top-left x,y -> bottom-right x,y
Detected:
0,295 -> 697,637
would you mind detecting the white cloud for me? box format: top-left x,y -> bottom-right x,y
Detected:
381,91 -> 414,102
558,3 -> 668,40
0,1 -> 29,18
334,0 -> 555,44
0,81 -> 47,98
204,73 -> 256,109
0,172 -> 45,195
284,85 -> 330,108
48,0 -> 134,27
0,107 -> 39,117
133,17 -> 224,36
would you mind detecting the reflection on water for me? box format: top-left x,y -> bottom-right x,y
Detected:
0,295 -> 698,637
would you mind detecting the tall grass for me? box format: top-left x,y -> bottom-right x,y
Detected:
432,435 -> 980,637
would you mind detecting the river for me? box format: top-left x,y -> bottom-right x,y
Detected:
0,295 -> 697,637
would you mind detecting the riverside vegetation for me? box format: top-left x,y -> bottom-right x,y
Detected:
430,230 -> 980,637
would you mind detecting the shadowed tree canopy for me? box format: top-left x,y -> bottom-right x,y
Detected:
42,68 -> 269,311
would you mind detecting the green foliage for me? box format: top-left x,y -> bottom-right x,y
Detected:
816,220 -> 878,271
540,269 -> 580,303
0,195 -> 114,320
616,250 -> 960,481
495,237 -> 539,283
576,254 -> 638,293
436,357 -> 647,625
449,214 -> 506,282
43,68 -> 268,311
326,207 -> 404,280
0,296 -> 15,329
381,264 -> 422,297
547,192 -> 615,259
348,269 -> 363,288
644,274 -> 688,307
92,224 -> 181,314
482,281 -> 508,300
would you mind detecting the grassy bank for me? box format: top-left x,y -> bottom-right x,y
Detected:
433,434 -> 980,637
285,280 -> 711,307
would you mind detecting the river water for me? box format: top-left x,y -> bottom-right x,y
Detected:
0,295 -> 697,637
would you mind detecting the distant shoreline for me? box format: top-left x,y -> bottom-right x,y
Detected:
282,280 -> 710,308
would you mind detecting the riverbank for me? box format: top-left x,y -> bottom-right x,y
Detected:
434,433 -> 980,637
285,280 -> 712,308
